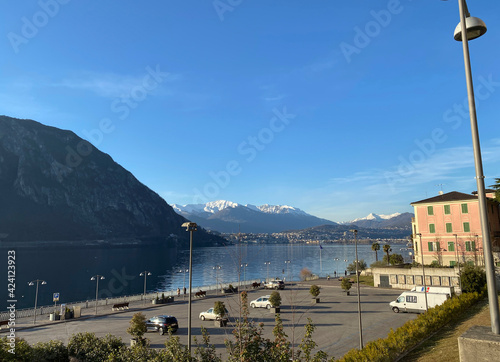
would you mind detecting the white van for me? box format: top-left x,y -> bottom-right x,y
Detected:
390,291 -> 449,313
410,286 -> 455,297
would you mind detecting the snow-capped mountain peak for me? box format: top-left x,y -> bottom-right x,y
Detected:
351,212 -> 402,223
203,200 -> 240,213
255,204 -> 307,215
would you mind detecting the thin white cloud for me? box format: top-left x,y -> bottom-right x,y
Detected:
263,94 -> 286,102
53,71 -> 181,98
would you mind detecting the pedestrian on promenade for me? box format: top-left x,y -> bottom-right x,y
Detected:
344,270 -> 347,276
183,287 -> 186,295
177,288 -> 180,297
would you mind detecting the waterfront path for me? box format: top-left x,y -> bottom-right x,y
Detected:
2,279 -> 416,360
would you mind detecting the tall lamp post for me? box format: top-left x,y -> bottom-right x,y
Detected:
28,279 -> 46,324
178,269 -> 189,300
264,261 -> 271,282
350,229 -> 363,349
241,263 -> 248,289
90,275 -> 105,315
284,260 -> 291,283
416,233 -> 428,311
140,271 -> 152,305
452,0 -> 500,334
333,258 -> 339,277
182,221 -> 197,353
213,265 -> 221,294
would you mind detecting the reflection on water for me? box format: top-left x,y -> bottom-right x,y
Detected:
1,242 -> 405,310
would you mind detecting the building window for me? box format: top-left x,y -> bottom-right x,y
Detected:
463,222 -> 470,232
461,203 -> 468,214
428,242 -> 434,252
435,242 -> 441,251
444,205 -> 451,214
466,241 -> 471,251
450,260 -> 456,266
446,223 -> 453,233
429,224 -> 435,233
448,242 -> 455,252
415,242 -> 418,252
472,241 -> 476,251
428,206 -> 434,215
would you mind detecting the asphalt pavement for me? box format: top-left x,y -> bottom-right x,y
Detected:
2,279 -> 416,360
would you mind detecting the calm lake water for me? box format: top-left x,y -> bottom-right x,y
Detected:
1,242 -> 407,311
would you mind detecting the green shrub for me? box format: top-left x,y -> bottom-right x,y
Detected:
32,340 -> 68,362
269,291 -> 281,307
309,285 -> 321,298
341,278 -> 352,291
68,332 -> 124,362
460,264 -> 486,293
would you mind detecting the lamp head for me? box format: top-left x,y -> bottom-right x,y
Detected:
454,16 -> 487,41
182,222 -> 197,231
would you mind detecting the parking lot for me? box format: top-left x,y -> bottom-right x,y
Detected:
10,281 -> 416,360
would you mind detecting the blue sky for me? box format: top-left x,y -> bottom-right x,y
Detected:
1,1 -> 499,222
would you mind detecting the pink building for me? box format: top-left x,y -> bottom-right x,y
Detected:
411,190 -> 500,267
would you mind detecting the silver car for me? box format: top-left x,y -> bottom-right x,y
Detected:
199,307 -> 228,321
250,295 -> 272,309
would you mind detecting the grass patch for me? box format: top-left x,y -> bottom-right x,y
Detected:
357,275 -> 374,286
403,295 -> 495,361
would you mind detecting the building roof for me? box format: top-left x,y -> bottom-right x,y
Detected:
411,191 -> 477,205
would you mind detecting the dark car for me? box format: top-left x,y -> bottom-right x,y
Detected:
146,315 -> 178,335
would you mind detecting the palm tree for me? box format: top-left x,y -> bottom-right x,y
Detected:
371,243 -> 380,262
383,244 -> 392,265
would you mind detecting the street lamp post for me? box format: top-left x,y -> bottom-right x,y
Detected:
213,265 -> 221,295
241,263 -> 248,289
284,260 -> 291,283
28,279 -> 46,324
182,221 -> 197,353
453,234 -> 462,291
90,275 -> 105,315
416,233 -> 429,311
350,229 -> 363,349
453,0 -> 499,334
140,271 -> 152,305
264,261 -> 271,282
179,269 -> 189,300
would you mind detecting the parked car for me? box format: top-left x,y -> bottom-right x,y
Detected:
250,295 -> 272,309
264,280 -> 285,290
199,307 -> 228,321
146,315 -> 179,335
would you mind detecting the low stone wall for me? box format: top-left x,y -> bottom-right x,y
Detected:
372,266 -> 460,291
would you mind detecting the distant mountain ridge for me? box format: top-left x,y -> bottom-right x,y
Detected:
344,212 -> 413,229
173,201 -> 336,233
0,116 -> 222,246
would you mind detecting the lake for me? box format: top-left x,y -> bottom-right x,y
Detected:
1,242 -> 408,311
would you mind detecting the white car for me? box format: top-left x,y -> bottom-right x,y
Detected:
199,307 -> 228,321
250,295 -> 272,309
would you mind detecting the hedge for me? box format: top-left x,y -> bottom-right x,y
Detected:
338,291 -> 485,362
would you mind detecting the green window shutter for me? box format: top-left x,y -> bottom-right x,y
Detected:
448,242 -> 455,252
463,222 -> 470,232
465,241 -> 471,251
450,261 -> 456,266
446,223 -> 453,233
472,241 -> 476,251
435,242 -> 440,251
429,224 -> 435,233
428,242 -> 434,252
461,204 -> 468,214
444,205 -> 451,214
428,206 -> 434,215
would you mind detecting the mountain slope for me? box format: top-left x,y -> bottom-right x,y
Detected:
0,116 -> 221,246
173,201 -> 337,233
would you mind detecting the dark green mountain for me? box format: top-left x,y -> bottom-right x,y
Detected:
0,116 -> 222,247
